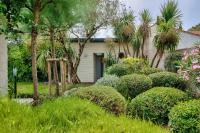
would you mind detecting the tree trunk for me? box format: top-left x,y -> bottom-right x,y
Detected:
151,50 -> 159,67
141,37 -> 145,58
31,0 -> 41,100
155,52 -> 164,68
126,43 -> 131,56
50,26 -> 59,96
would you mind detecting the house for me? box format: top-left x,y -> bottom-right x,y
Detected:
72,26 -> 200,83
0,35 -> 8,95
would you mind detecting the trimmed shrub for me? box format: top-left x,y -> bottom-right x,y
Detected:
169,100 -> 200,133
70,86 -> 126,115
139,67 -> 163,75
116,74 -> 152,99
95,75 -> 119,88
127,87 -> 188,125
106,63 -> 131,77
164,51 -> 182,72
149,72 -> 187,90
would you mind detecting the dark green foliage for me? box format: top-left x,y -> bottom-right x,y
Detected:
70,86 -> 126,115
164,52 -> 182,72
189,23 -> 200,31
139,67 -> 163,75
149,72 -> 187,90
169,100 -> 200,133
116,74 -> 152,99
127,87 -> 188,125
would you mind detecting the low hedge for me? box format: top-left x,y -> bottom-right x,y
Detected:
95,75 -> 119,88
116,74 -> 152,99
148,72 -> 187,90
70,86 -> 126,115
127,87 -> 188,125
139,67 -> 163,75
169,100 -> 200,133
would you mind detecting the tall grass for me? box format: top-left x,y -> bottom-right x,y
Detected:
0,97 -> 169,133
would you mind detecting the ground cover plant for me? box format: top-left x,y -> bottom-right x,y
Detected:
95,75 -> 119,88
127,87 -> 189,125
0,97 -> 169,133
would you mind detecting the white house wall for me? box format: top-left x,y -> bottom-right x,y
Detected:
0,35 -> 8,95
72,42 -> 133,83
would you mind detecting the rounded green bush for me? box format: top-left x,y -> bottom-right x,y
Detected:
127,87 -> 188,125
169,100 -> 200,133
149,72 -> 187,90
116,74 -> 152,99
70,86 -> 126,115
95,75 -> 119,88
139,67 -> 163,75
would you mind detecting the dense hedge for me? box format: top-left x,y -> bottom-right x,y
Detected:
70,86 -> 126,115
116,74 -> 152,99
169,100 -> 200,133
106,64 -> 131,77
127,87 -> 188,125
149,72 -> 187,90
95,75 -> 119,88
139,67 -> 163,75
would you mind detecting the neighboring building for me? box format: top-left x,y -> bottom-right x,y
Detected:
72,26 -> 200,83
0,35 -> 8,95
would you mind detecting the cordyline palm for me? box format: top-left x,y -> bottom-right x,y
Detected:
131,28 -> 142,58
114,12 -> 135,57
151,0 -> 182,68
139,9 -> 152,58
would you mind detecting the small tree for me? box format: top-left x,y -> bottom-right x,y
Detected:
139,9 -> 152,58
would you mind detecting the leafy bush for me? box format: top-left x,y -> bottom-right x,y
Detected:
139,67 -> 163,75
169,100 -> 200,133
116,74 -> 152,99
106,63 -> 132,77
70,86 -> 126,115
0,98 -> 169,133
164,52 -> 182,72
95,75 -> 119,88
149,72 -> 187,90
127,87 -> 188,125
106,58 -> 148,77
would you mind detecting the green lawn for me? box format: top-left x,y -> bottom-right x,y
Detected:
17,82 -> 91,98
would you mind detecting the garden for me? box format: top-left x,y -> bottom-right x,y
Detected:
0,0 -> 200,133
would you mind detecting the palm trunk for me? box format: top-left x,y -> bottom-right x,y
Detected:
126,43 -> 131,56
155,52 -> 164,68
141,37 -> 145,58
50,26 -> 59,96
31,0 -> 41,100
151,50 -> 159,67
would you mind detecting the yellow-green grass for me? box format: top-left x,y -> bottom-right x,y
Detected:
0,97 -> 169,133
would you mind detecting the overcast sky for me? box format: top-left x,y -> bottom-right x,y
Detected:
120,0 -> 200,30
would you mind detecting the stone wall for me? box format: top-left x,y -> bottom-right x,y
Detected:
0,35 -> 8,95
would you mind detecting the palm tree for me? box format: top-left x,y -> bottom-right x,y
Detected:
131,28 -> 142,57
151,0 -> 182,68
139,9 -> 152,58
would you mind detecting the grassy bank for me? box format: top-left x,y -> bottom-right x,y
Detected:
0,97 -> 169,133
